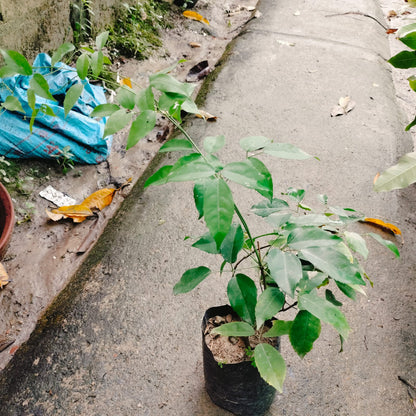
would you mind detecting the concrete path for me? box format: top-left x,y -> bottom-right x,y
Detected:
0,0 -> 415,415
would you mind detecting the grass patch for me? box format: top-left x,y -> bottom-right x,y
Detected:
106,0 -> 173,60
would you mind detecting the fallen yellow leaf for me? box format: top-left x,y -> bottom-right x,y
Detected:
120,78 -> 132,88
183,10 -> 209,25
0,263 -> 10,290
48,204 -> 93,223
82,188 -> 117,210
363,217 -> 402,235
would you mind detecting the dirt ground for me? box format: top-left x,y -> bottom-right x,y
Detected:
0,0 -> 257,370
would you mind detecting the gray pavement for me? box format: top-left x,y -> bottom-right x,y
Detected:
0,0 -> 416,415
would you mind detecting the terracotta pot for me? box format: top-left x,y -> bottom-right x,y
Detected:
0,182 -> 14,260
202,305 -> 278,416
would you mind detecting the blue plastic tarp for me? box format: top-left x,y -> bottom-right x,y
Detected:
0,53 -> 111,164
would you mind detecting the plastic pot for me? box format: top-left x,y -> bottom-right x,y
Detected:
0,182 -> 14,260
202,305 -> 278,416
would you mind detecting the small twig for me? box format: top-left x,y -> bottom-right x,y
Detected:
399,376 -> 416,393
281,301 -> 298,312
325,12 -> 388,31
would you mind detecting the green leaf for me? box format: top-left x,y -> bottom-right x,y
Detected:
144,165 -> 173,187
299,246 -> 365,285
298,292 -> 350,339
344,231 -> 368,259
136,86 -> 155,111
266,248 -> 303,298
388,50 -> 416,69
117,86 -> 136,110
51,42 -> 75,67
103,108 -> 132,138
255,287 -> 285,329
192,233 -> 219,254
240,136 -> 271,152
40,104 -> 56,117
159,138 -> 193,153
126,110 -> 157,149
29,74 -> 56,101
181,98 -> 199,114
220,223 -> 244,263
0,66 -> 17,78
374,152 -> 416,191
149,73 -> 195,97
1,96 -> 24,113
203,178 -> 234,248
227,274 -> 257,325
90,103 -> 120,118
211,322 -> 255,337
1,50 -> 32,75
251,198 -> 289,217
63,82 -> 84,117
266,212 -> 292,228
400,31 -> 416,50
173,266 -> 211,294
90,51 -> 104,77
254,343 -> 286,393
246,157 -> 273,200
287,227 -> 341,250
398,23 -> 416,38
408,76 -> 416,93
27,89 -> 36,110
204,135 -> 225,154
264,320 -> 293,337
368,233 -> 400,258
289,310 -> 321,358
76,53 -> 90,80
300,272 -> 328,293
222,159 -> 273,199
29,108 -> 39,132
325,289 -> 343,306
96,31 -> 109,50
335,281 -> 356,300
193,182 -> 205,219
263,143 -> 311,160
168,154 -> 215,183
404,117 -> 414,130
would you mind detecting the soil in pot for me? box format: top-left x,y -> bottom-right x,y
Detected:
202,305 -> 279,416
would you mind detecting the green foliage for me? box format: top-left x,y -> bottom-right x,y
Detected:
106,1 -> 173,60
377,23 -> 416,190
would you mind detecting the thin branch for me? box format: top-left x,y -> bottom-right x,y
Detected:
325,12 -> 388,31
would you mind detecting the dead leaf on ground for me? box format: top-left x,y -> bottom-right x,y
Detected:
0,263 -> 10,289
82,188 -> 117,210
195,109 -> 217,121
46,186 -> 120,223
386,28 -> 398,34
362,217 -> 402,236
330,96 -> 356,117
186,60 -> 211,82
183,10 -> 209,25
387,10 -> 397,18
119,77 -> 133,88
189,42 -> 201,48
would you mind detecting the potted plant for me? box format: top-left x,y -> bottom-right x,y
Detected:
0,37 -> 401,415
117,73 -> 398,415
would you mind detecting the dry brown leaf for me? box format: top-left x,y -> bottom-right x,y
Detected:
120,77 -> 132,88
386,28 -> 398,34
363,217 -> 402,235
387,10 -> 397,18
189,42 -> 201,48
48,204 -> 93,223
331,96 -> 356,117
0,263 -> 10,290
183,10 -> 209,25
195,110 -> 217,121
82,188 -> 117,210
